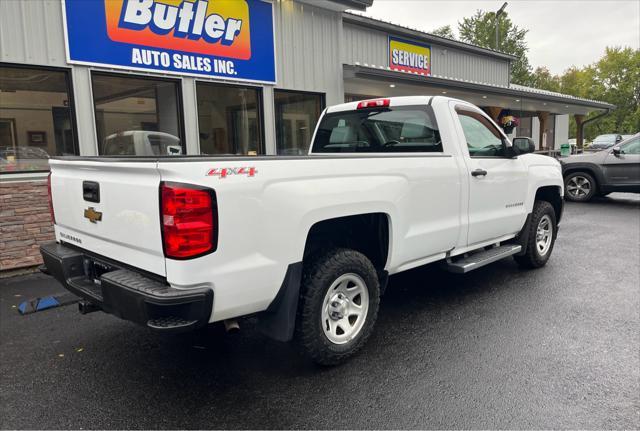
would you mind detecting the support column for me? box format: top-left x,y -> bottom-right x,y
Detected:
262,85 -> 276,155
575,114 -> 586,149
485,106 -> 502,122
537,111 -> 550,150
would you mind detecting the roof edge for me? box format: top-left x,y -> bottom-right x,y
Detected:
343,12 -> 518,62
347,64 -> 615,111
329,0 -> 373,11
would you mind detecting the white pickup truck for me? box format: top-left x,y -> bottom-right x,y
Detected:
41,96 -> 564,365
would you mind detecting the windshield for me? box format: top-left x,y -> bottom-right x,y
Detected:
312,106 -> 442,153
592,135 -> 616,146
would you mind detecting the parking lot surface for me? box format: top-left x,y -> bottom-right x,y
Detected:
1,194 -> 639,429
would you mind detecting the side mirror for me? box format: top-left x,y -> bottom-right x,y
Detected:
615,135 -> 623,143
612,146 -> 623,156
512,137 -> 535,155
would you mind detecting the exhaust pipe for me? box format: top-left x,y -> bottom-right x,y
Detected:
78,301 -> 100,314
224,319 -> 240,333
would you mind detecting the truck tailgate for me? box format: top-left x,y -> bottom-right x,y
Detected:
49,159 -> 165,276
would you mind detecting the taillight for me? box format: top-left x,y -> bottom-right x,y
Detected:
160,182 -> 217,259
357,98 -> 390,109
47,172 -> 55,224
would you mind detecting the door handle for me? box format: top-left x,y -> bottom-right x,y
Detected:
471,169 -> 488,177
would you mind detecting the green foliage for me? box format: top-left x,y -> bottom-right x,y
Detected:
555,47 -> 639,139
431,25 -> 455,39
457,10 -> 533,85
529,67 -> 561,92
431,10 -> 638,138
590,47 -> 640,136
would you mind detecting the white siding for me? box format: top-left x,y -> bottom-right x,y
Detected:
341,23 -> 510,87
0,0 -> 67,67
431,45 -> 509,86
274,0 -> 344,105
342,22 -> 388,67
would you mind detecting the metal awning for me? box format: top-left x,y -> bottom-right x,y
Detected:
344,64 -> 614,115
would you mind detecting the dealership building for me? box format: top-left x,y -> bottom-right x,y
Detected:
0,0 -> 613,272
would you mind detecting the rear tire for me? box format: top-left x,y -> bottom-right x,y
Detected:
296,248 -> 380,366
514,200 -> 557,269
564,171 -> 596,202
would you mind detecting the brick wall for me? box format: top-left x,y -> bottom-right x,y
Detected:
0,180 -> 54,271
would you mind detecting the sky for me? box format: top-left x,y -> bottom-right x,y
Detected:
361,0 -> 640,75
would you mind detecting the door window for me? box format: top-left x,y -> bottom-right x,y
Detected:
196,82 -> 263,156
456,109 -> 506,157
620,137 -> 640,154
92,73 -> 183,156
274,90 -> 324,155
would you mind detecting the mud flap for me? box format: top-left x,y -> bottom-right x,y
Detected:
257,262 -> 303,342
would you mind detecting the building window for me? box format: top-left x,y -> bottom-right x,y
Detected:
275,90 -> 324,155
196,82 -> 263,156
0,65 -> 77,173
92,73 -> 184,156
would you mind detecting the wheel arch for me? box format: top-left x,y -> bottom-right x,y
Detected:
562,163 -> 605,191
258,212 -> 391,344
302,212 -> 391,271
535,185 -> 564,224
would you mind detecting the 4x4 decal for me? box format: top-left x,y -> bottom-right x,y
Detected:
206,167 -> 257,179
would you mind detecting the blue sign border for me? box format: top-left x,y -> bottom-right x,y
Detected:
61,0 -> 277,85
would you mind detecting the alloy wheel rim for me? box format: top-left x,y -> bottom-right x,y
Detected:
321,273 -> 369,345
567,176 -> 591,199
536,214 -> 553,256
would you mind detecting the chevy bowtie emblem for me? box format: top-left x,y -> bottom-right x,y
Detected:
84,207 -> 103,224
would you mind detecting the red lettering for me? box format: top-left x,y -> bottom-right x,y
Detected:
205,167 -> 257,178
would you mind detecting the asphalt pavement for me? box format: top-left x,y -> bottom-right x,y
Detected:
1,194 -> 639,429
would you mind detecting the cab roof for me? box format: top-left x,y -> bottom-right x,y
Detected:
326,96 -> 436,113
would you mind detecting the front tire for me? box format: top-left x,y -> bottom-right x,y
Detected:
565,171 -> 596,202
296,248 -> 380,366
514,200 -> 557,269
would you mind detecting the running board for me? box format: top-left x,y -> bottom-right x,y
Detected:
443,245 -> 522,274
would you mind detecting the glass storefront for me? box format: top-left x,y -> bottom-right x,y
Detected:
274,90 -> 324,155
196,82 -> 263,156
0,65 -> 77,173
92,73 -> 183,156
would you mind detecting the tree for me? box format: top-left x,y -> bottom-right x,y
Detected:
529,66 -> 561,92
431,25 -> 455,39
592,47 -> 640,135
559,48 -> 639,139
458,10 -> 532,85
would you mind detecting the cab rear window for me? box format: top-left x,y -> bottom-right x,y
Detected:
312,106 -> 442,153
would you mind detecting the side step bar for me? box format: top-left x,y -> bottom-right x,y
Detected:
443,244 -> 522,274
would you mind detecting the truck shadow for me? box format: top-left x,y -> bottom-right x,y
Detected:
579,193 -> 640,208
74,259 -> 532,428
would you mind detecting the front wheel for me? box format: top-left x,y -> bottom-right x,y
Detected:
296,248 -> 380,365
514,200 -> 557,269
565,172 -> 596,202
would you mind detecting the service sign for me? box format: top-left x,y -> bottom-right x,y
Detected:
62,0 -> 276,84
388,36 -> 431,76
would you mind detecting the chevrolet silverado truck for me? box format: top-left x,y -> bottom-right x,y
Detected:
40,96 -> 564,365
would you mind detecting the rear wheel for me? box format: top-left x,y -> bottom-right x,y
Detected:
514,200 -> 557,269
565,172 -> 596,202
296,248 -> 380,365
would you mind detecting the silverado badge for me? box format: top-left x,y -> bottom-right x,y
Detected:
84,207 -> 103,224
